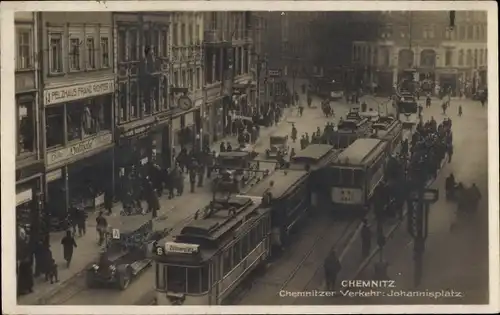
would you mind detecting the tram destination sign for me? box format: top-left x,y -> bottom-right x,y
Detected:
164,242 -> 200,254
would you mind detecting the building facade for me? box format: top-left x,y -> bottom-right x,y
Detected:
15,12 -> 44,259
170,12 -> 205,151
113,12 -> 171,197
40,12 -> 116,225
352,11 -> 487,95
203,11 -> 256,141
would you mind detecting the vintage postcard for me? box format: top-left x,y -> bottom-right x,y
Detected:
1,1 -> 498,314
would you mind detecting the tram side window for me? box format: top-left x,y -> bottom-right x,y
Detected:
330,167 -> 341,185
340,168 -> 354,186
353,170 -> 364,187
241,232 -> 250,257
201,264 -> 209,292
232,240 -> 242,267
250,224 -> 259,248
222,249 -> 232,275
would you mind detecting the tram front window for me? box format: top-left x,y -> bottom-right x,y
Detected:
165,264 -> 209,294
331,168 -> 364,187
399,102 -> 418,114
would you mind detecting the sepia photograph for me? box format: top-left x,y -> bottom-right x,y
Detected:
1,1 -> 498,314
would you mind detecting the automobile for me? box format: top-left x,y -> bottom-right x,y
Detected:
86,217 -> 158,290
266,133 -> 289,159
212,151 -> 259,193
472,88 -> 487,101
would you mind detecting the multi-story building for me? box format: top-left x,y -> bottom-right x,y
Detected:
15,12 -> 44,259
40,12 -> 116,224
170,12 -> 205,151
203,11 -> 256,142
352,11 -> 487,95
113,12 -> 171,194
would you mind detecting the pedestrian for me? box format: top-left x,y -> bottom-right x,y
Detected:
447,143 -> 453,163
104,189 -> 113,215
17,258 -> 34,295
43,245 -> 54,282
95,211 -> 108,246
323,250 -> 341,291
291,124 -> 297,143
300,135 -> 307,150
298,104 -> 304,117
361,219 -> 372,259
207,151 -> 216,179
289,148 -> 296,160
75,208 -> 87,237
47,258 -> 59,284
61,230 -> 77,268
33,241 -> 44,277
189,167 -> 197,193
226,142 -> 233,152
197,162 -> 204,187
458,105 -> 463,117
177,171 -> 185,196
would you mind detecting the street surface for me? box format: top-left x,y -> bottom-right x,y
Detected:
283,97 -> 489,305
36,85 -> 341,305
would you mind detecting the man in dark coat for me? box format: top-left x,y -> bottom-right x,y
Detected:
96,212 -> 108,246
361,219 -> 372,259
324,250 -> 341,291
61,230 -> 77,268
18,258 -> 34,295
189,166 -> 197,193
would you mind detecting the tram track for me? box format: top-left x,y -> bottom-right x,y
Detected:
231,211 -> 363,305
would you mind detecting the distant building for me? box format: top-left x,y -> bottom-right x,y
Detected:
352,11 -> 487,96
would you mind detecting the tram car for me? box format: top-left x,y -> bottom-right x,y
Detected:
370,116 -> 403,155
327,138 -> 389,213
153,196 -> 271,305
288,144 -> 342,211
237,168 -> 310,249
86,217 -> 156,290
212,151 -> 259,193
327,109 -> 372,149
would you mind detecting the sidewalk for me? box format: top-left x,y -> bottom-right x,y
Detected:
19,107 -> 294,305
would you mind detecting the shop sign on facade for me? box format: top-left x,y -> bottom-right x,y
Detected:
44,79 -> 115,106
47,133 -> 113,167
16,189 -> 33,206
45,169 -> 62,183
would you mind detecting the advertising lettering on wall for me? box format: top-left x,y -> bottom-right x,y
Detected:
44,79 -> 115,106
46,133 -> 113,167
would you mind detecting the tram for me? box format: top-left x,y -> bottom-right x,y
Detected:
327,108 -> 372,149
397,94 -> 419,128
153,196 -> 271,305
327,138 -> 389,213
370,117 -> 404,155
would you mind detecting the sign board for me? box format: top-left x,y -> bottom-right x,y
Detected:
45,169 -> 62,183
409,188 -> 439,203
112,229 -> 120,239
46,133 -> 113,167
16,189 -> 33,206
44,79 -> 115,106
164,242 -> 200,254
268,69 -> 282,77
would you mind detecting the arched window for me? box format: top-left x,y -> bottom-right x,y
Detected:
458,50 -> 464,66
445,50 -> 453,67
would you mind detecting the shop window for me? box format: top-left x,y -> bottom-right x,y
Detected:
46,106 -> 65,148
196,68 -> 201,89
100,37 -> 110,68
173,23 -> 178,46
129,29 -> 138,61
16,28 -> 32,70
161,29 -> 168,57
162,78 -> 169,110
86,37 -> 96,69
130,81 -> 139,118
49,33 -> 63,74
17,99 -> 35,155
181,24 -> 186,46
69,38 -> 81,71
118,30 -> 126,62
152,29 -> 160,57
119,82 -> 128,122
66,103 -> 83,142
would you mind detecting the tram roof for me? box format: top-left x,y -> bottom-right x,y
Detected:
294,144 -> 335,161
244,169 -> 308,200
334,138 -> 386,166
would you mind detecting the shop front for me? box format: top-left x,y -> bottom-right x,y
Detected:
437,68 -> 459,96
116,115 -> 171,178
45,133 -> 115,226
172,108 -> 199,151
16,161 -> 45,260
